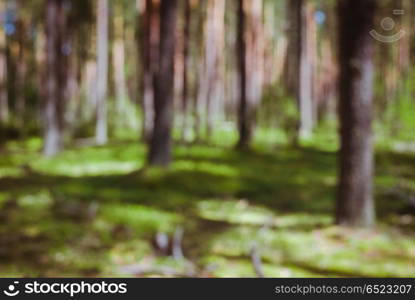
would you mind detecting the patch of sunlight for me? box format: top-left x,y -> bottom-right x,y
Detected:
275,214 -> 332,228
107,240 -> 151,267
206,225 -> 415,277
255,127 -> 287,149
51,246 -> 105,273
198,200 -> 275,226
277,227 -> 415,277
208,125 -> 239,147
100,204 -> 181,234
34,161 -> 139,176
173,160 -> 239,177
18,190 -> 53,209
198,200 -> 331,228
202,255 -> 318,277
392,142 -> 415,153
29,143 -> 145,176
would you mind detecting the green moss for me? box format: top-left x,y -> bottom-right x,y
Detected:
0,136 -> 415,277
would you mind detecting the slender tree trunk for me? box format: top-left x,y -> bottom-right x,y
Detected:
44,0 -> 66,156
297,0 -> 314,140
237,0 -> 248,148
336,0 -> 376,227
113,7 -> 129,126
15,1 -> 28,129
141,0 -> 159,142
0,0 -> 8,124
204,0 -> 225,139
181,0 -> 192,142
193,0 -> 207,142
95,0 -> 109,145
148,0 -> 178,167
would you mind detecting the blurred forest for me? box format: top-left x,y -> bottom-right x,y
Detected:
1,0 -> 415,277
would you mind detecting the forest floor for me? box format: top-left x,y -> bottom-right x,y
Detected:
1,136 -> 415,277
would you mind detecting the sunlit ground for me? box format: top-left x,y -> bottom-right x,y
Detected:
0,128 -> 415,277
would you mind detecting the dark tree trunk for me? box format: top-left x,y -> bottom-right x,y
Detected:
236,0 -> 249,148
148,0 -> 178,167
284,0 -> 300,97
44,0 -> 67,156
336,0 -> 377,227
141,0 -> 159,142
180,0 -> 191,142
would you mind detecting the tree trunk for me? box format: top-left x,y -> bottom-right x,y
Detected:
297,0 -> 314,140
204,0 -> 225,139
237,0 -> 264,149
44,0 -> 67,156
284,0 -> 300,96
95,0 -> 109,145
336,0 -> 376,227
237,0 -> 248,148
181,0 -> 192,142
113,6 -> 130,128
148,0 -> 178,167
15,0 -> 28,129
0,0 -> 8,124
141,0 -> 159,142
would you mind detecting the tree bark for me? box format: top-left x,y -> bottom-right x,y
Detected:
148,0 -> 178,167
236,0 -> 248,148
237,0 -> 264,149
44,0 -> 67,156
0,0 -> 8,124
181,0 -> 192,142
15,0 -> 28,129
95,0 -> 109,145
141,0 -> 159,142
296,0 -> 315,140
113,6 -> 130,127
336,0 -> 376,227
204,0 -> 225,139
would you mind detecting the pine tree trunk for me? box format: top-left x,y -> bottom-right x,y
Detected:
297,0 -> 314,140
237,0 -> 264,149
181,0 -> 192,142
44,0 -> 66,156
148,0 -> 178,167
284,0 -> 300,96
141,0 -> 159,142
204,0 -> 225,139
336,0 -> 376,227
95,0 -> 109,145
113,7 -> 130,127
15,2 -> 27,129
237,0 -> 248,148
0,0 -> 8,124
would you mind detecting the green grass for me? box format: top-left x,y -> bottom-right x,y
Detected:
0,131 -> 415,277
